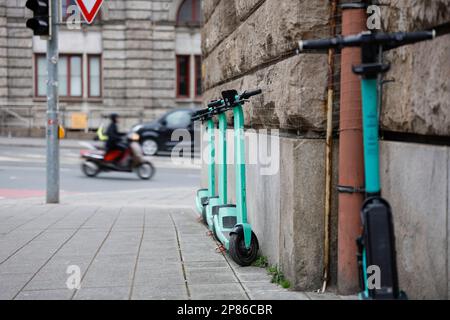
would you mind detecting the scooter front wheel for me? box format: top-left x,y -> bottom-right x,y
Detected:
137,162 -> 155,180
229,230 -> 259,266
82,161 -> 100,178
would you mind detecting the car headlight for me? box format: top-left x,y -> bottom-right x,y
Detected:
133,125 -> 143,132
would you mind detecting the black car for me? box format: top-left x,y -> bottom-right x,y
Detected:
132,108 -> 198,156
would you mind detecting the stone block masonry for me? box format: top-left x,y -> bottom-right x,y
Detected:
379,0 -> 450,137
202,0 -> 335,290
202,0 -> 450,298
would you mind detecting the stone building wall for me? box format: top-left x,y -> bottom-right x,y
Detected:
202,0 -> 336,291
0,2 -> 7,99
102,1 -> 155,118
378,0 -> 450,299
202,0 -> 450,298
380,0 -> 450,137
5,0 -> 33,107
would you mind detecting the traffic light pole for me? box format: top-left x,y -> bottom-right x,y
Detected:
46,0 -> 59,204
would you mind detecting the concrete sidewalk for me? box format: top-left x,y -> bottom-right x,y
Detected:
0,191 -> 353,300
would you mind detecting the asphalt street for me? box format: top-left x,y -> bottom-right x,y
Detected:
0,145 -> 201,199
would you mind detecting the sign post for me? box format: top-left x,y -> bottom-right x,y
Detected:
46,0 -> 59,204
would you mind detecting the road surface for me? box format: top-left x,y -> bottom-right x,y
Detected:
0,145 -> 201,200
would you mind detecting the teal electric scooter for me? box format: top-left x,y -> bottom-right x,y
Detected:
208,89 -> 262,266
299,29 -> 436,299
193,108 -> 216,220
200,99 -> 229,230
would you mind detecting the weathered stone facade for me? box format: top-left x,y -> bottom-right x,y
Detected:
0,4 -> 7,99
202,0 -> 450,298
0,0 -> 202,134
202,0 -> 334,292
380,0 -> 450,137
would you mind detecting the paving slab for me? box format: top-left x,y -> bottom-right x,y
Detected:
0,273 -> 33,300
0,196 -> 356,300
74,286 -> 130,300
190,283 -> 248,300
24,256 -> 92,291
185,267 -> 238,286
80,254 -> 136,288
15,289 -> 74,300
131,284 -> 188,300
249,290 -> 310,300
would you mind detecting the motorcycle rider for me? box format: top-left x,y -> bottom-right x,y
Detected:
105,113 -> 127,163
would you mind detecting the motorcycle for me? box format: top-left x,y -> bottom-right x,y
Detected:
80,132 -> 155,180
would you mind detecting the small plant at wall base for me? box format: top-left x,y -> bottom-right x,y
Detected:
267,265 -> 291,289
252,256 -> 269,268
253,257 -> 291,289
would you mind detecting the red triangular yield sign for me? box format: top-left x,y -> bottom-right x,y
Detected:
76,0 -> 104,24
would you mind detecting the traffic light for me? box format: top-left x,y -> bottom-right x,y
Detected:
26,0 -> 51,37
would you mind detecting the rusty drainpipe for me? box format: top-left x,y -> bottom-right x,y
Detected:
337,2 -> 367,295
321,0 -> 338,294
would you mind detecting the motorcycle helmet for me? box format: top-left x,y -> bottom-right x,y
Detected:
110,113 -> 119,123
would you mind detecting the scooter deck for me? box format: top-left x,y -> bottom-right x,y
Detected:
195,189 -> 209,213
212,205 -> 238,245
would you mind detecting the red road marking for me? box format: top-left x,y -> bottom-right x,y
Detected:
0,189 -> 45,199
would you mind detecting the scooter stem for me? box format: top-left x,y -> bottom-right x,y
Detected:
218,113 -> 228,204
361,78 -> 381,195
233,103 -> 248,224
207,119 -> 216,198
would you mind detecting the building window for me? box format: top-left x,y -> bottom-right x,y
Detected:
177,0 -> 202,26
88,55 -> 102,98
176,55 -> 202,100
36,56 -> 47,97
176,55 -> 190,98
36,54 -> 83,98
35,54 -> 102,99
69,55 -> 83,97
195,55 -> 202,97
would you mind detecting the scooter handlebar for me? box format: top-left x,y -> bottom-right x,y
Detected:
298,30 -> 436,52
382,31 -> 436,50
191,108 -> 210,121
240,89 -> 262,100
207,99 -> 224,108
298,38 -> 338,52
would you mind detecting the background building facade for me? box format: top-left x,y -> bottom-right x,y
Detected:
0,0 -> 203,136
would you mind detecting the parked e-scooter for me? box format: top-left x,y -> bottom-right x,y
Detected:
199,99 -> 230,230
298,29 -> 436,299
193,108 -> 217,219
207,89 -> 262,266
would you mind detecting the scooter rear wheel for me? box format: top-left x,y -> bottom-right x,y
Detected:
229,230 -> 259,266
137,162 -> 155,180
82,161 -> 100,178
